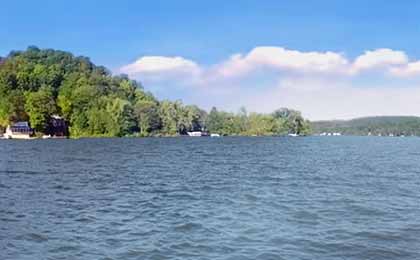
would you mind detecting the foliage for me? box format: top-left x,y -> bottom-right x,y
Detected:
312,116 -> 420,136
205,107 -> 311,136
134,100 -> 161,136
25,85 -> 56,131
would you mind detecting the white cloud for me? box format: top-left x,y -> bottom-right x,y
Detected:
120,56 -> 201,81
119,46 -> 420,120
120,47 -> 420,82
390,61 -> 420,77
351,48 -> 408,73
215,47 -> 349,77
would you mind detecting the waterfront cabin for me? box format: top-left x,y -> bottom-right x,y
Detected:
45,115 -> 69,138
4,122 -> 34,139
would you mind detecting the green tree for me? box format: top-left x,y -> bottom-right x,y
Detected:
134,100 -> 161,136
106,98 -> 136,136
158,100 -> 181,135
246,113 -> 279,136
25,86 -> 56,132
7,90 -> 28,123
272,108 -> 310,135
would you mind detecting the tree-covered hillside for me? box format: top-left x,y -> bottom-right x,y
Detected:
0,46 -> 310,137
312,116 -> 420,136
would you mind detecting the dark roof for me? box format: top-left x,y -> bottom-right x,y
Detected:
10,122 -> 33,133
13,122 -> 30,127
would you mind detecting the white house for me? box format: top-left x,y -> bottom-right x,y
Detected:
4,122 -> 34,139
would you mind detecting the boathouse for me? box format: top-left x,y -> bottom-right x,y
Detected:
4,122 -> 34,139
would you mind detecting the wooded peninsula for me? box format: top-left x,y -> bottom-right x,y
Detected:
0,47 -> 311,138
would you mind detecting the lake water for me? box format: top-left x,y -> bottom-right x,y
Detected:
1,136 -> 420,260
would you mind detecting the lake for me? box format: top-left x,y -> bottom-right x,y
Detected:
1,136 -> 420,259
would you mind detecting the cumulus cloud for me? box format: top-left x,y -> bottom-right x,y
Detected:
121,47 -> 420,81
215,47 -> 349,77
119,46 -> 420,120
390,61 -> 420,77
351,48 -> 408,73
120,56 -> 201,82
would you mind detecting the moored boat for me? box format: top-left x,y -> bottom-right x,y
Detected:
187,131 -> 210,137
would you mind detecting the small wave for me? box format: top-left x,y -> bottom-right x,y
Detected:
6,170 -> 42,175
244,194 -> 259,201
174,222 -> 203,232
18,233 -> 48,243
49,245 -> 80,253
120,248 -> 147,257
75,215 -> 97,223
257,252 -> 286,260
52,184 -> 71,190
0,217 -> 19,222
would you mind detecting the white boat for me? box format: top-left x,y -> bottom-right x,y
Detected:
187,131 -> 209,137
288,133 -> 299,137
210,133 -> 220,137
187,131 -> 202,137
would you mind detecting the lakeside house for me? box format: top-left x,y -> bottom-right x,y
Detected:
2,116 -> 69,139
4,122 -> 34,139
44,115 -> 69,138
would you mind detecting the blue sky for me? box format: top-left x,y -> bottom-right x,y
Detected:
2,1 -> 420,119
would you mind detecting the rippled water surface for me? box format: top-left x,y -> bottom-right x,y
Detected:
1,136 -> 420,259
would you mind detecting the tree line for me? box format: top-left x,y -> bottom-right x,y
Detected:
0,46 -> 311,137
312,116 -> 420,136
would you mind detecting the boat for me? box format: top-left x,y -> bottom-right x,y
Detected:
210,133 -> 220,137
187,131 -> 203,137
187,131 -> 210,137
288,133 -> 299,137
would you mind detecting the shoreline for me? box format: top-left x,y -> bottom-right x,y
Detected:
0,134 -> 416,140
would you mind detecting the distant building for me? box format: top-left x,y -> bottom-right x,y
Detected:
4,122 -> 34,139
45,115 -> 69,138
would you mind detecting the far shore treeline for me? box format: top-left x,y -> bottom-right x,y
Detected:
0,46 -> 311,137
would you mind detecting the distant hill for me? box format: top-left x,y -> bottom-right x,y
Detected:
311,116 -> 420,136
